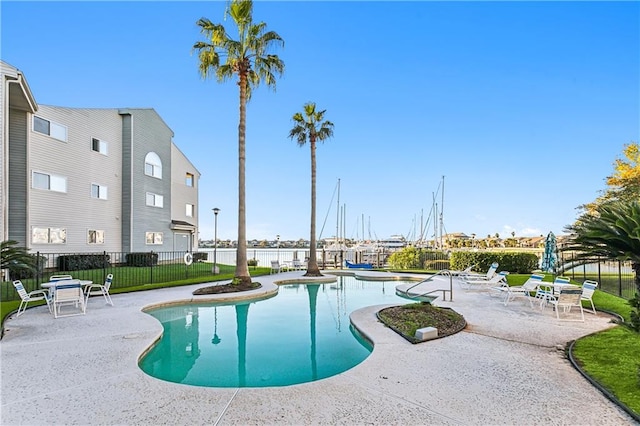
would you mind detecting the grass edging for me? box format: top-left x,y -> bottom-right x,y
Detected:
568,336 -> 640,423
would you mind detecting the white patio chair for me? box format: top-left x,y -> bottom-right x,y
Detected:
548,288 -> 584,321
292,259 -> 305,271
12,280 -> 51,316
497,273 -> 544,306
270,261 -> 282,274
52,280 -> 86,318
581,280 -> 598,315
535,276 -> 572,309
49,274 -> 73,281
84,273 -> 114,306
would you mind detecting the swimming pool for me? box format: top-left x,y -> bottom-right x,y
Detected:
139,275 -> 412,388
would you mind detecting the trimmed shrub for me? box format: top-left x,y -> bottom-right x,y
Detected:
388,248 -> 448,270
450,251 -> 538,274
126,252 -> 158,267
424,259 -> 451,270
193,252 -> 208,262
57,254 -> 111,271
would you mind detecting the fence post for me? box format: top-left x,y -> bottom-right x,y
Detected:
103,251 -> 107,283
36,251 -> 42,285
618,261 -> 623,297
150,250 -> 154,284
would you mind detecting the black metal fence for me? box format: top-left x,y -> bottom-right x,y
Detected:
3,248 -> 635,303
0,250 -> 228,302
558,252 -> 636,299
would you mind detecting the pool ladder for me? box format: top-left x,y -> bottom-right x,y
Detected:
395,269 -> 454,302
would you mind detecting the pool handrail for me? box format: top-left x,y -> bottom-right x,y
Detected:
396,269 -> 454,302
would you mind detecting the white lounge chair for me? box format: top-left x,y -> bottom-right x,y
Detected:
52,280 -> 86,318
581,280 -> 598,315
12,280 -> 51,316
460,262 -> 498,283
84,273 -> 114,306
548,288 -> 584,321
496,273 -> 545,306
461,271 -> 509,291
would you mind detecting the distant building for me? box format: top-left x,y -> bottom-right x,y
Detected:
1,61 -> 200,254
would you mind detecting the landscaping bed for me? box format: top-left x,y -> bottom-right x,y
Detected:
377,302 -> 466,343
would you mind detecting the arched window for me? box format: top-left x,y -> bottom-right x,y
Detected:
144,152 -> 162,179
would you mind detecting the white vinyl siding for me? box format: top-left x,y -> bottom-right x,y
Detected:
91,183 -> 108,200
146,192 -> 163,208
32,171 -> 67,193
33,115 -> 67,142
32,227 -> 67,244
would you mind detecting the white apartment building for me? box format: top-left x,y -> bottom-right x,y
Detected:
1,61 -> 200,254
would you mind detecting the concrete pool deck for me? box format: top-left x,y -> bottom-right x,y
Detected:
1,271 -> 636,425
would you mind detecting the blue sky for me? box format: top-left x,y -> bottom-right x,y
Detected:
2,1 -> 638,242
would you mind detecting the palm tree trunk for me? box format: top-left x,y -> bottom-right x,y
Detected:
234,72 -> 251,285
305,137 -> 322,276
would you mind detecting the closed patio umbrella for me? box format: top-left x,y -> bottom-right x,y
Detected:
541,231 -> 557,273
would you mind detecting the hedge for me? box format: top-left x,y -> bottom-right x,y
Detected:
126,252 -> 159,267
57,254 -> 111,271
450,251 -> 538,274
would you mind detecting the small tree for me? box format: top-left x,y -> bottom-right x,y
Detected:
563,201 -> 640,331
583,142 -> 640,212
1,240 -> 37,280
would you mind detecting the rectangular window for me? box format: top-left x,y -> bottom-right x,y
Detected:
185,173 -> 194,187
32,171 -> 67,193
146,232 -> 163,245
186,204 -> 194,217
91,183 -> 108,200
33,116 -> 67,142
32,227 -> 67,244
88,230 -> 105,244
146,192 -> 163,208
91,137 -> 108,155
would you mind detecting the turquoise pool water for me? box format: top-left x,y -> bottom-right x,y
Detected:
139,276 -> 411,388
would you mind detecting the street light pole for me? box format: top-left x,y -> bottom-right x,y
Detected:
213,208 -> 220,274
276,234 -> 280,262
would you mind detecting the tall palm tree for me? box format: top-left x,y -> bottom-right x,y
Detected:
193,0 -> 284,285
289,102 -> 334,277
563,201 -> 640,331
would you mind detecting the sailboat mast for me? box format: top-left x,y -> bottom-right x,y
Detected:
440,175 -> 445,248
432,192 -> 437,249
336,178 -> 340,245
